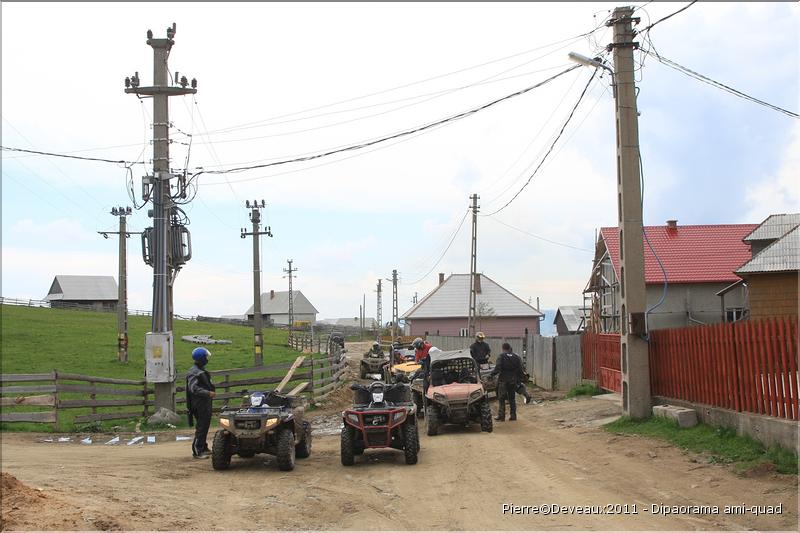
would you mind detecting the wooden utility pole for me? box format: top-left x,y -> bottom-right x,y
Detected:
98,207 -> 141,363
125,24 -> 196,412
241,200 -> 272,366
467,193 -> 480,336
609,6 -> 650,418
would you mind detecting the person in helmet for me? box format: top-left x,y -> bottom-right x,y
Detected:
186,347 -> 216,459
412,337 -> 436,394
469,332 -> 491,366
364,341 -> 384,358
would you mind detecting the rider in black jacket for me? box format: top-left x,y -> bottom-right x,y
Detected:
469,332 -> 491,366
490,343 -> 524,421
186,347 -> 216,459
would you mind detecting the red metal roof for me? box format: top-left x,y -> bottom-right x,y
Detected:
600,224 -> 757,284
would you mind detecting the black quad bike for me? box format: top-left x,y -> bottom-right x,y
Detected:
212,390 -> 312,471
340,381 -> 419,466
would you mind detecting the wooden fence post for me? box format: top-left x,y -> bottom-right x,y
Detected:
53,371 -> 60,430
89,378 -> 97,419
143,380 -> 150,418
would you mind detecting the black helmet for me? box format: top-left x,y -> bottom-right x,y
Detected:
412,337 -> 424,349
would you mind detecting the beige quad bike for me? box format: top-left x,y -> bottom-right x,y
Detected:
478,362 -> 499,395
360,349 -> 390,380
212,390 -> 312,471
411,349 -> 493,435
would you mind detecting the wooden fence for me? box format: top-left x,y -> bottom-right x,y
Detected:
581,332 -> 621,393
649,317 -> 798,420
1,351 -> 349,429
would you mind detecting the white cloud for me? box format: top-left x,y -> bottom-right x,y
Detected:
743,121 -> 800,223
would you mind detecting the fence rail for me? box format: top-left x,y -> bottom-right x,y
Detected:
1,349 -> 349,429
0,297 -> 192,320
649,317 -> 798,420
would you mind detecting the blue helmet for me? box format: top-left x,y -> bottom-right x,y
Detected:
192,347 -> 211,362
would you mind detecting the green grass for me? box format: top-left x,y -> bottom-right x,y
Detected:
604,416 -> 798,475
566,383 -> 602,398
1,305 -> 326,432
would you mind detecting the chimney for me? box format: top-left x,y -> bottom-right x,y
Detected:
438,273 -> 445,285
474,273 -> 482,294
666,219 -> 678,231
270,290 -> 275,299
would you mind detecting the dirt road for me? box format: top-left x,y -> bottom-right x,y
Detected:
2,394 -> 796,531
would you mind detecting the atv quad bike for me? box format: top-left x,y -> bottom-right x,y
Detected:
212,390 -> 312,471
410,349 -> 492,435
478,362 -> 499,394
360,349 -> 390,380
340,381 -> 419,466
386,360 -> 421,385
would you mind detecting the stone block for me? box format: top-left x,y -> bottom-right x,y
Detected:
652,404 -> 697,428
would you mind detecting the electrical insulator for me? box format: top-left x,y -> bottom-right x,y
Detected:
125,77 -> 131,88
191,78 -> 197,89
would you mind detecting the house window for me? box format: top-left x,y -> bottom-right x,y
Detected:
459,328 -> 469,337
726,308 -> 745,322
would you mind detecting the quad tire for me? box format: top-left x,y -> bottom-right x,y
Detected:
480,401 -> 493,433
404,423 -> 419,465
413,392 -> 424,418
426,406 -> 440,436
237,451 -> 255,458
296,421 -> 312,459
340,425 -> 356,466
276,428 -> 296,471
211,430 -> 232,470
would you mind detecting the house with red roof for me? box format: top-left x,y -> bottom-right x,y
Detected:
583,220 -> 758,332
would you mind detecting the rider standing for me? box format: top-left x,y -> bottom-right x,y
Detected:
469,332 -> 491,366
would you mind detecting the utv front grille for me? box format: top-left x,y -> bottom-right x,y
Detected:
363,414 -> 387,426
235,419 -> 261,430
365,429 -> 388,446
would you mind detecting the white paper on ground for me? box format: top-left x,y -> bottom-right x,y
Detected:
127,436 -> 144,446
147,436 -> 156,444
175,436 -> 192,441
105,436 -> 120,445
80,437 -> 92,445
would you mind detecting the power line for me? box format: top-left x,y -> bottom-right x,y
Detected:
637,1 -> 696,34
486,217 -> 594,253
202,28 -> 606,136
0,146 -> 145,165
645,49 -> 799,118
191,65 -> 581,181
404,209 -> 470,286
484,69 -> 598,216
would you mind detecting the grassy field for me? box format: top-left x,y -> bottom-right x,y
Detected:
605,416 -> 798,475
1,305 -> 328,432
1,304 -> 300,378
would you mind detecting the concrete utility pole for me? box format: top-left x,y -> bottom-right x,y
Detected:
375,280 -> 382,340
467,193 -> 480,336
609,6 -> 650,418
241,200 -> 272,366
389,270 -> 399,340
98,207 -> 141,363
283,259 -> 297,333
125,24 -> 196,413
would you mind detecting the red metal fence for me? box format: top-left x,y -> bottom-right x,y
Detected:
582,332 -> 621,393
649,317 -> 798,420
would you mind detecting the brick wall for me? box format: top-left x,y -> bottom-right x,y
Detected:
746,272 -> 798,319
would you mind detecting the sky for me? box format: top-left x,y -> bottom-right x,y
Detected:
2,2 -> 798,323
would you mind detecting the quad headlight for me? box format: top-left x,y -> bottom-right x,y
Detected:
263,417 -> 279,430
219,417 -> 230,428
392,411 -> 406,423
469,389 -> 484,401
346,413 -> 360,425
433,392 -> 446,402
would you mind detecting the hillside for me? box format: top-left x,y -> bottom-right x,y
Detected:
0,305 -> 297,379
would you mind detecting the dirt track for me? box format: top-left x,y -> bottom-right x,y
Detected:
2,392 -> 797,531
